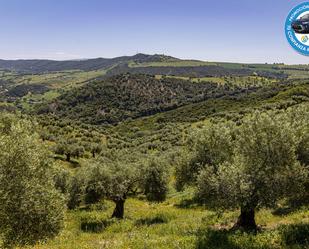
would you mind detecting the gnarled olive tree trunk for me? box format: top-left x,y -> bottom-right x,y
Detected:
111,198 -> 125,219
234,205 -> 257,231
65,153 -> 71,162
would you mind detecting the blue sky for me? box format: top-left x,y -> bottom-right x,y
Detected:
0,0 -> 308,64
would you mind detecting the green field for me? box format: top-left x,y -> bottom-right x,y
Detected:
129,60 -> 217,68
22,194 -> 309,249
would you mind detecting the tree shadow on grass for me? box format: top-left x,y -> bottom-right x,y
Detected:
195,227 -> 277,249
196,223 -> 309,249
272,206 -> 300,216
196,228 -> 241,249
54,155 -> 80,168
69,160 -> 80,168
135,213 -> 171,226
280,223 -> 309,246
174,198 -> 201,209
272,201 -> 308,216
80,218 -> 112,233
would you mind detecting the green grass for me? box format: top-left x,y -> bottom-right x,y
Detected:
2,70 -> 107,112
155,75 -> 227,85
22,90 -> 60,103
284,70 -> 309,79
20,193 -> 308,249
129,60 -> 217,67
0,102 -> 14,107
41,90 -> 61,100
2,69 -> 106,90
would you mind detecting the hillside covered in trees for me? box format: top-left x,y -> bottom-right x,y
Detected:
37,73 -> 269,124
0,53 -> 289,78
0,55 -> 308,249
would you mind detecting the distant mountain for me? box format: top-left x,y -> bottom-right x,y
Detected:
0,53 -> 288,79
0,54 -> 179,73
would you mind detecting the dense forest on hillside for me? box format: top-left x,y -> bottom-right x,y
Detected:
0,55 -> 308,249
106,63 -> 288,79
37,74 -> 269,124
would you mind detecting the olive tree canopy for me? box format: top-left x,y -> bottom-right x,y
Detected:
0,115 -> 65,248
70,157 -> 169,219
177,109 -> 308,231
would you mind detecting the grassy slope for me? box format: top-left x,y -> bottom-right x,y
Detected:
4,69 -> 106,89
1,70 -> 106,111
129,60 -> 217,67
129,60 -> 309,80
23,192 -> 308,249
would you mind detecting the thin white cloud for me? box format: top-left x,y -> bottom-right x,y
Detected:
4,51 -> 83,60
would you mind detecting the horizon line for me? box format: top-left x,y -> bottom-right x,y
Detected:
0,53 -> 308,66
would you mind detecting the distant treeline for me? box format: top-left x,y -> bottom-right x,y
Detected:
106,64 -> 287,79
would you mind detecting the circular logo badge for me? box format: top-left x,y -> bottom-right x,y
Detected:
285,2 -> 309,55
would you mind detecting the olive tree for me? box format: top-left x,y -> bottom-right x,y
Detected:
0,115 -> 65,248
67,172 -> 88,210
179,111 -> 307,231
142,159 -> 168,202
54,139 -> 84,162
287,104 -> 309,166
84,142 -> 103,158
53,165 -> 74,204
175,121 -> 234,191
286,104 -> 309,205
72,161 -> 140,219
71,157 -> 169,218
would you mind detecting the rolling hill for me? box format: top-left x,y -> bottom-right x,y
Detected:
0,54 -> 290,80
36,73 -> 262,124
0,54 -> 179,73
